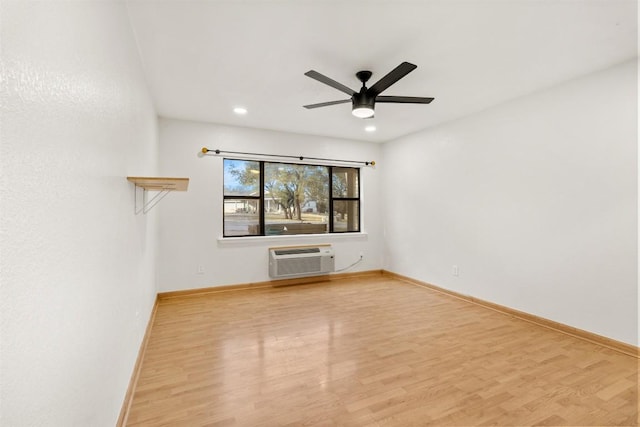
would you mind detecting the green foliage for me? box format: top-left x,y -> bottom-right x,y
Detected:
265,163 -> 328,220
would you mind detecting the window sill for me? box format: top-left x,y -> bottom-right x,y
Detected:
217,232 -> 369,246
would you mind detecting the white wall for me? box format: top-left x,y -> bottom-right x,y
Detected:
157,118 -> 383,292
382,60 -> 638,346
0,2 -> 158,425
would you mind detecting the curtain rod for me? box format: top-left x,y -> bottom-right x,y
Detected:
201,148 -> 376,167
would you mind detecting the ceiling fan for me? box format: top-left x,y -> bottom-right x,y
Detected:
303,61 -> 434,119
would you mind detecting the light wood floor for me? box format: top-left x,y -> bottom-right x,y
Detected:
126,276 -> 638,426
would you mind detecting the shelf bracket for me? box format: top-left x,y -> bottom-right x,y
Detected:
127,177 -> 189,215
134,186 -> 172,214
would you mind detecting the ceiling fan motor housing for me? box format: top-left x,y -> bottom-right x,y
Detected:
353,90 -> 375,110
351,90 -> 375,118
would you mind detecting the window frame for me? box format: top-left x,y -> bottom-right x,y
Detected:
223,158 -> 361,238
329,167 -> 361,234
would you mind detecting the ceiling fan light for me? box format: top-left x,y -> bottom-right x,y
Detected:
352,106 -> 375,118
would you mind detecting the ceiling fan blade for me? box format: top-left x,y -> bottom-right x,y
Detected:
368,62 -> 417,96
376,96 -> 434,104
303,99 -> 351,109
305,70 -> 356,96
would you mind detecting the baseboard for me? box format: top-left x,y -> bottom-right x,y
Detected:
382,270 -> 639,358
158,269 -> 384,299
270,269 -> 384,288
116,296 -> 160,427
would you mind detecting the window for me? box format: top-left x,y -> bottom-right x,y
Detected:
332,167 -> 359,233
223,159 -> 360,237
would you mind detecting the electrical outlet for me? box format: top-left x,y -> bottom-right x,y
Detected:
452,265 -> 459,277
197,265 -> 205,275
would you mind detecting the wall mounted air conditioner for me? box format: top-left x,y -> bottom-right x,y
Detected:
269,245 -> 335,279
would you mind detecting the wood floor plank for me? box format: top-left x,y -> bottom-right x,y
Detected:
126,277 -> 638,426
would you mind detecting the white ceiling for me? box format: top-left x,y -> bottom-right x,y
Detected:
126,0 -> 637,143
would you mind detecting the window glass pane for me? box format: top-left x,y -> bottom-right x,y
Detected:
223,199 -> 260,236
333,200 -> 359,232
224,159 -> 260,196
332,167 -> 359,198
263,163 -> 329,235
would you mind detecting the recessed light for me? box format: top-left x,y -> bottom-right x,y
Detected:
365,125 -> 376,132
233,107 -> 247,115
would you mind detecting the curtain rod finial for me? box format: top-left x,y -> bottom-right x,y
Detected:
201,147 -> 209,154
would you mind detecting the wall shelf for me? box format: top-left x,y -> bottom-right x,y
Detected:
127,177 -> 189,214
127,177 -> 189,191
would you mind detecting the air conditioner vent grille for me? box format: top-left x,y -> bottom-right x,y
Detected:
279,256 -> 322,276
274,248 -> 320,256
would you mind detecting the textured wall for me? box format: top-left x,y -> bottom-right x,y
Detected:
157,118 -> 383,292
0,1 -> 158,425
382,61 -> 638,346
